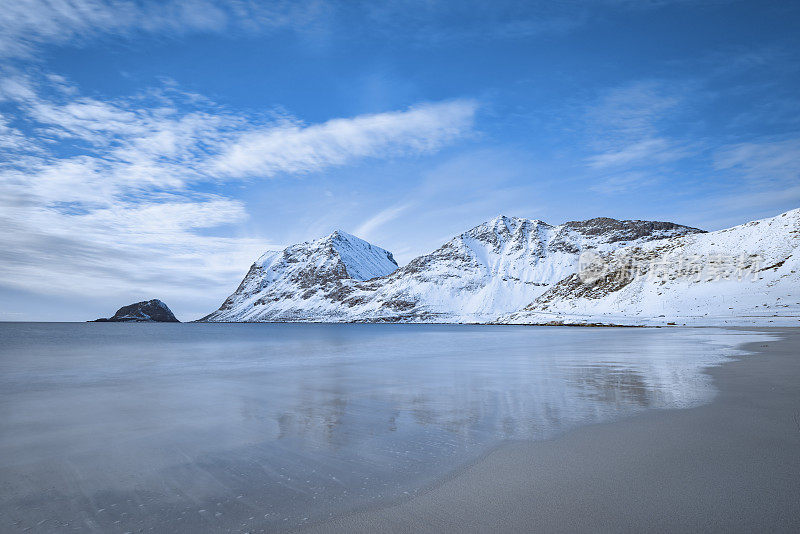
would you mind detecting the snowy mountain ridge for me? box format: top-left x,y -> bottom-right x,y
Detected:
203,214 -> 704,323
498,208 -> 800,326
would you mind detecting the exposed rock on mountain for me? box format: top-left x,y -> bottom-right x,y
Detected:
94,299 -> 180,322
498,209 -> 800,326
203,216 -> 702,323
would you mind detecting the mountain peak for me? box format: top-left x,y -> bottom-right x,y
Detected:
321,230 -> 398,275
488,214 -> 526,225
203,229 -> 400,321
328,229 -> 355,240
462,216 -> 548,244
485,215 -> 549,228
325,231 -> 398,280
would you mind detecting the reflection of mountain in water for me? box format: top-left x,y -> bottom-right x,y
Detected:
1,324 -> 761,534
573,364 -> 651,406
259,347 -> 719,451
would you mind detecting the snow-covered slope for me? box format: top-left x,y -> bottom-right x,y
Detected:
203,216 -> 701,322
336,216 -> 702,322
202,231 -> 398,322
499,209 -> 800,326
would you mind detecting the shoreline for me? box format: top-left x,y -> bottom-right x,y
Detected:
8,319 -> 799,328
298,327 -> 800,533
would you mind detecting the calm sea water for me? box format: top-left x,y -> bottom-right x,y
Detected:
0,323 -> 765,532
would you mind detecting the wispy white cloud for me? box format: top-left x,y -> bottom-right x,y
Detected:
0,72 -> 476,306
210,100 -> 477,178
588,170 -> 660,195
681,136 -> 800,227
0,112 -> 35,150
713,138 -> 800,184
0,0 -> 330,58
588,137 -> 687,169
0,195 -> 262,298
586,81 -> 686,165
583,80 -> 695,191
354,203 -> 412,241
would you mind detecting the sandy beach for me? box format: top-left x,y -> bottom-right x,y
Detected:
301,328 -> 800,533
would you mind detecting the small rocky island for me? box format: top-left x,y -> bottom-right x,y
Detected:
93,299 -> 180,322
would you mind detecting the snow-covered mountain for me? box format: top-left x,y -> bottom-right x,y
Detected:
203,215 -> 702,323
202,230 -> 398,322
499,209 -> 800,326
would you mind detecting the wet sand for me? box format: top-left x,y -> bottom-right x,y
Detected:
301,328 -> 800,533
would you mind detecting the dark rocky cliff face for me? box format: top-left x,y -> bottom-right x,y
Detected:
562,218 -> 705,242
93,300 -> 179,322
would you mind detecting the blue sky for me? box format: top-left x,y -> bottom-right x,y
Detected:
1,0 -> 798,321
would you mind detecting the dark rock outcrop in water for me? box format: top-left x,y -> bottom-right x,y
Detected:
93,299 -> 179,322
